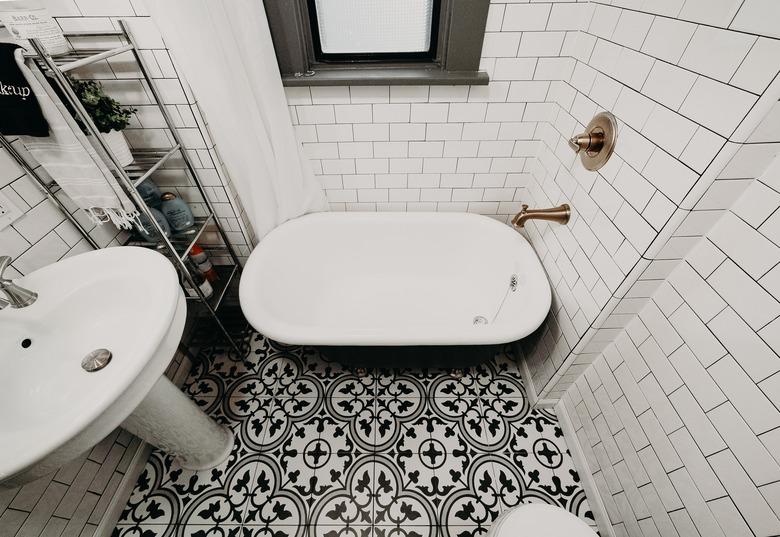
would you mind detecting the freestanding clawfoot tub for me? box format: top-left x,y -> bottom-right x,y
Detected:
240,212 -> 551,365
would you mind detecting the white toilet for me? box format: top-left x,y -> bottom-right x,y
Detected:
487,504 -> 597,537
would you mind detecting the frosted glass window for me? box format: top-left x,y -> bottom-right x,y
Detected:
313,0 -> 435,54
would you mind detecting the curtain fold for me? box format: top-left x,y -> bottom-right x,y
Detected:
147,0 -> 327,243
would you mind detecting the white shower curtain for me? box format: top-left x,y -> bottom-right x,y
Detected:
147,0 -> 327,242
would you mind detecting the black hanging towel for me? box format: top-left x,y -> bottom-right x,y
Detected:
0,42 -> 49,136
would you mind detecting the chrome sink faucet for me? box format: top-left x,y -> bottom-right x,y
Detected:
0,256 -> 37,309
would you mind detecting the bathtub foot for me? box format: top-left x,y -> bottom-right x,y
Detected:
450,368 -> 465,379
354,366 -> 369,377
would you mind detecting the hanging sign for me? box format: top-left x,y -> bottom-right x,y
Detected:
0,3 -> 70,55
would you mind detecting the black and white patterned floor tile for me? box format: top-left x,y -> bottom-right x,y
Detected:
115,335 -> 595,537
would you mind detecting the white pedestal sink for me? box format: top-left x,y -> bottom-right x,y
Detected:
0,247 -> 233,488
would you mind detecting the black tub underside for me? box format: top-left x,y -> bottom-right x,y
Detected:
317,344 -> 499,369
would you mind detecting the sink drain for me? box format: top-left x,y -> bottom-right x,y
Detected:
81,349 -> 112,372
473,316 -> 489,326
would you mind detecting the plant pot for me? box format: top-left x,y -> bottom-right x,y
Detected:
101,129 -> 134,167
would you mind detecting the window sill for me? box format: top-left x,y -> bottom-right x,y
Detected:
282,67 -> 489,87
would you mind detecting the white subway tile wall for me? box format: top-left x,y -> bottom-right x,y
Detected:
287,1 -> 591,218
0,2 -> 254,278
518,0 -> 780,403
561,154 -> 780,536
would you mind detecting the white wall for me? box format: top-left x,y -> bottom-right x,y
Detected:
560,151 -> 780,536
518,0 -> 780,399
285,1 -> 585,219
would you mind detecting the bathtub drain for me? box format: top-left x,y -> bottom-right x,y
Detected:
473,316 -> 489,326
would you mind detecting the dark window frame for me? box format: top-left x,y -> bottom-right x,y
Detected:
264,0 -> 490,86
306,0 -> 443,63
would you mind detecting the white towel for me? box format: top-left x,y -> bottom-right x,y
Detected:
15,49 -> 139,229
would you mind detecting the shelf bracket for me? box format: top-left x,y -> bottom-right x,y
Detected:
59,44 -> 135,73
132,144 -> 181,188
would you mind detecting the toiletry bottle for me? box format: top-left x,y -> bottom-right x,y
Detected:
136,179 -> 162,209
189,244 -> 219,283
160,191 -> 195,232
136,207 -> 171,243
186,259 -> 213,299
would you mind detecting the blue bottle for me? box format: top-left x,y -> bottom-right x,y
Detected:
160,192 -> 195,232
136,207 -> 171,243
136,180 -> 162,209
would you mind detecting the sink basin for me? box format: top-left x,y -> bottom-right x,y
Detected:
0,247 -> 233,487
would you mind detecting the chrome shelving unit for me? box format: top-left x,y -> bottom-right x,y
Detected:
2,23 -> 243,352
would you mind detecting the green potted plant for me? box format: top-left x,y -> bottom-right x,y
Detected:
70,78 -> 137,167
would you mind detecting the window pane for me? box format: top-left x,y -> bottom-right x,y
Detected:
313,0 -> 434,54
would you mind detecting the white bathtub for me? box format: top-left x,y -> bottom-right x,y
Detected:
239,212 -> 551,346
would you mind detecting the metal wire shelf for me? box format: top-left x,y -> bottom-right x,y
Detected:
2,23 -> 244,353
184,263 -> 239,311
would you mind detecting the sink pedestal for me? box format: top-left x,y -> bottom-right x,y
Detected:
121,376 -> 234,470
0,248 -> 237,488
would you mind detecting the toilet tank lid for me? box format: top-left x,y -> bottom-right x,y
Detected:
490,504 -> 597,537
